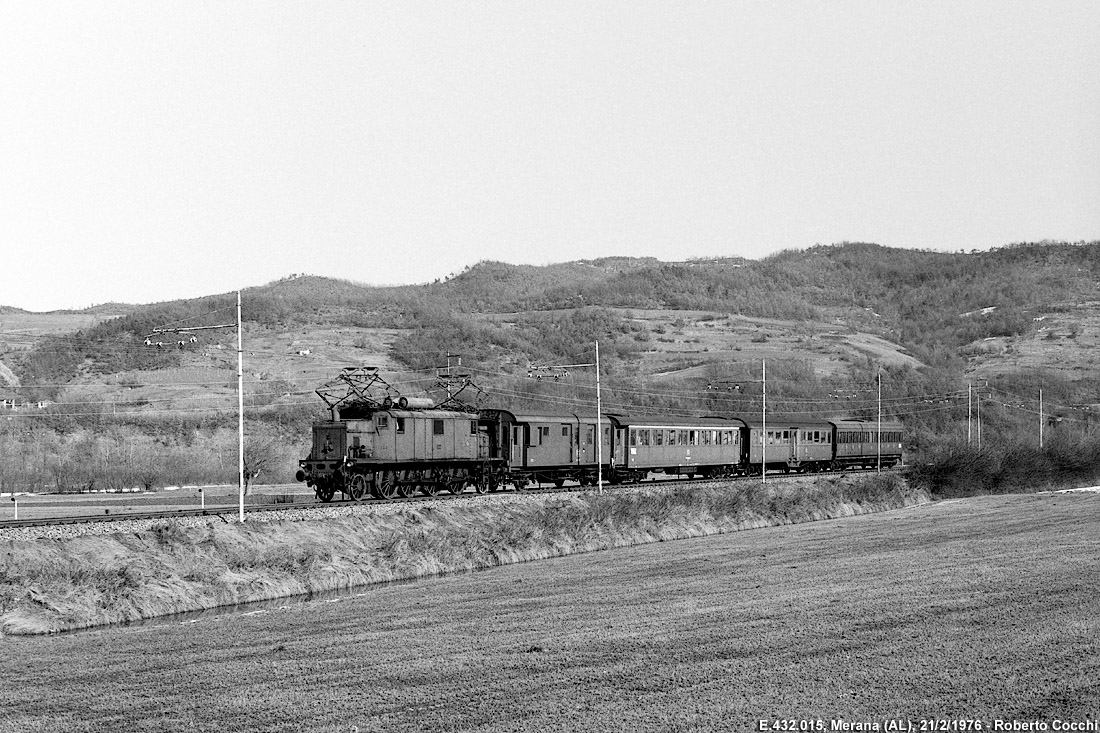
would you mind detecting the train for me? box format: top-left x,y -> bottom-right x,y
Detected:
294,395 -> 903,502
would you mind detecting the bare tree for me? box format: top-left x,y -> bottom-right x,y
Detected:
242,435 -> 279,495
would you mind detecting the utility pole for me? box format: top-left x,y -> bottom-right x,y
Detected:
1039,388 -> 1044,450
968,383 -> 973,446
595,341 -> 603,494
761,359 -> 766,485
977,388 -> 982,452
149,291 -> 246,522
527,341 -> 603,493
237,290 -> 245,523
877,371 -> 882,472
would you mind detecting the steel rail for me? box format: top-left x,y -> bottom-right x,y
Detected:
0,466 -> 904,531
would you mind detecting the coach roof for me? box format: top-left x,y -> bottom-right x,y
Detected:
607,414 -> 748,429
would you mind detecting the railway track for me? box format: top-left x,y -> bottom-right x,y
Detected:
0,467 -> 902,531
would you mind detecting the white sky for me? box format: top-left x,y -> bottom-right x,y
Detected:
2,2 -> 1098,312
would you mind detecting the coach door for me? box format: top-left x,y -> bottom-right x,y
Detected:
512,425 -> 527,467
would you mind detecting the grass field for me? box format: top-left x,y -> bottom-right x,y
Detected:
1,491 -> 1097,732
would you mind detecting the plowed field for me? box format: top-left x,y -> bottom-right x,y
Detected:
2,492 -> 1097,732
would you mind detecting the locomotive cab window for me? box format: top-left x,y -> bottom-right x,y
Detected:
395,417 -> 405,434
377,415 -> 389,430
470,420 -> 477,435
433,419 -> 445,436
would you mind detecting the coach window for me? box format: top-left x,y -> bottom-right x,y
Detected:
689,430 -> 698,446
640,429 -> 650,446
377,415 -> 389,430
433,419 -> 445,436
655,430 -> 664,446
629,429 -> 637,447
667,430 -> 676,446
680,430 -> 689,445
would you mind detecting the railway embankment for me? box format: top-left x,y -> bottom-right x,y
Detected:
0,473 -> 928,635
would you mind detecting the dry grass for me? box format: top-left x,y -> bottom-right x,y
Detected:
0,474 -> 923,634
0,491 -> 1096,732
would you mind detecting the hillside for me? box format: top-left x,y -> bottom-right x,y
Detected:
7,241 -> 1100,398
3,240 -> 1100,492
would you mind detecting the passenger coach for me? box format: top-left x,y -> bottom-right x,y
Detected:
832,420 -> 904,469
478,409 -> 614,487
611,414 -> 748,482
744,419 -> 835,474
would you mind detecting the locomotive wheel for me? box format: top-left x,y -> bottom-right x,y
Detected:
376,471 -> 398,500
421,482 -> 440,497
449,481 -> 466,496
349,474 -> 368,501
315,483 -> 335,503
396,470 -> 417,498
553,478 -> 565,488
